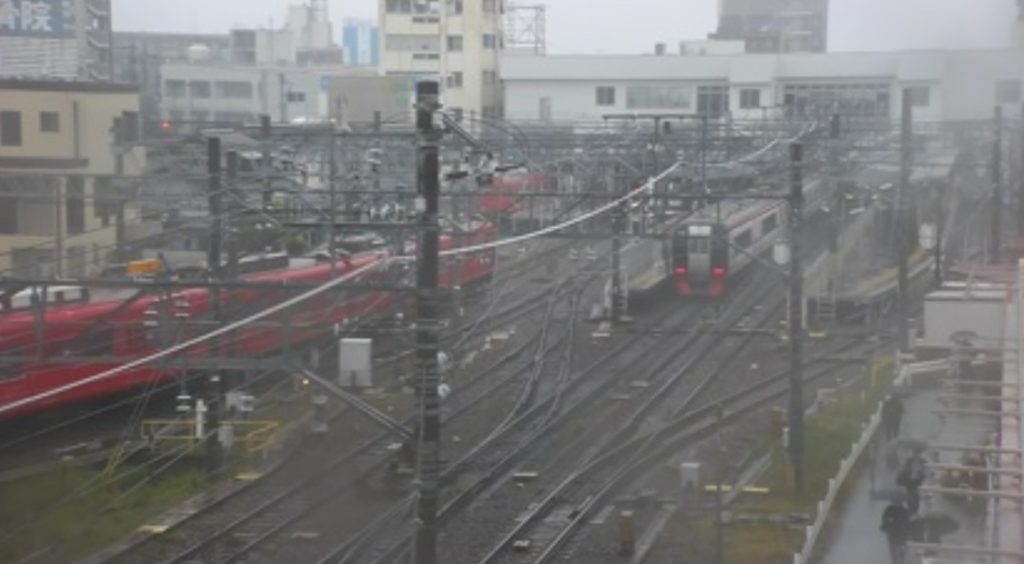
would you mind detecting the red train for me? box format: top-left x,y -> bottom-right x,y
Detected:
477,173 -> 553,216
0,222 -> 496,419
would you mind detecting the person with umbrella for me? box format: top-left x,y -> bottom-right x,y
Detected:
882,394 -> 904,441
880,501 -> 911,563
898,447 -> 927,514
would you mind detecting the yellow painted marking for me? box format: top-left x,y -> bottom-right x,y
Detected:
235,472 -> 263,481
138,525 -> 169,534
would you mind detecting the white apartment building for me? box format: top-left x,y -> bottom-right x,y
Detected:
379,0 -> 503,122
502,48 -> 1024,124
160,62 -> 361,125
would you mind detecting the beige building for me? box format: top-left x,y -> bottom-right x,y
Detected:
379,0 -> 503,122
0,79 -> 146,278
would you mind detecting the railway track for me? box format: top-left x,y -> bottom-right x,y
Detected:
346,227 -> 862,563
96,254 -> 593,564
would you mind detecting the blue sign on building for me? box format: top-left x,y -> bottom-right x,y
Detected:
0,0 -> 75,38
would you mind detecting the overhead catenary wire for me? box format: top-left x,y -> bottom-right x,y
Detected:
0,124 -> 819,415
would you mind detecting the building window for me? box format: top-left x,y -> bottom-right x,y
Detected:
447,0 -> 462,15
626,86 -> 690,109
447,72 -> 463,88
697,85 -> 729,117
482,70 -> 497,85
216,81 -> 254,99
66,177 -> 85,236
483,0 -> 496,12
189,81 -> 211,99
386,0 -> 413,13
782,82 -> 891,117
996,80 -> 1022,104
739,89 -> 761,109
0,196 -> 17,234
595,86 -> 616,106
0,111 -> 21,146
482,33 -> 497,49
906,86 -> 930,107
287,91 -> 307,103
165,79 -> 186,98
40,111 -> 60,133
447,35 -> 463,51
450,107 -> 464,122
386,35 -> 441,52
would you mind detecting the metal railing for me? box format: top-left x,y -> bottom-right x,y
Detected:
793,356 -> 951,564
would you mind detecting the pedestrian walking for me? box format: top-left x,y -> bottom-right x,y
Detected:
882,395 -> 904,440
881,502 -> 911,564
898,448 -> 927,514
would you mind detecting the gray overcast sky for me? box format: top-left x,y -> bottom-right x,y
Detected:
111,0 -> 1019,54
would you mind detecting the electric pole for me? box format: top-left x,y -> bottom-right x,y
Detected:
1018,102 -> 1024,239
788,142 -> 805,496
610,163 -> 625,322
413,80 -> 443,564
113,117 -> 127,263
206,136 -> 224,473
261,114 -> 272,210
992,105 -> 1004,264
328,124 -> 338,277
897,91 -> 913,353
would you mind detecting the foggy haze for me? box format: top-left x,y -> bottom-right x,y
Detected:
111,0 -> 1019,54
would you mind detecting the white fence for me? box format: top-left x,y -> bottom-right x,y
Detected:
793,357 -> 952,564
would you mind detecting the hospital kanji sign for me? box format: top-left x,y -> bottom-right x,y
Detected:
0,0 -> 74,37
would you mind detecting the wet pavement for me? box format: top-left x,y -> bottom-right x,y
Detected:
820,382 -> 993,564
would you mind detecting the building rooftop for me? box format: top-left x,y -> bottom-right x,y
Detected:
0,79 -> 139,93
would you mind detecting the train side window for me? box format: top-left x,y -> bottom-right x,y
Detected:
0,358 -> 24,381
763,214 -> 778,233
734,230 -> 753,249
61,328 -> 116,357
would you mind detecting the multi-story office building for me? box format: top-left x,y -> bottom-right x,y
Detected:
342,19 -> 380,66
0,79 -> 146,277
712,0 -> 829,53
379,0 -> 504,122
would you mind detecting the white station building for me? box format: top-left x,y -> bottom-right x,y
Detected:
501,47 -> 1024,124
